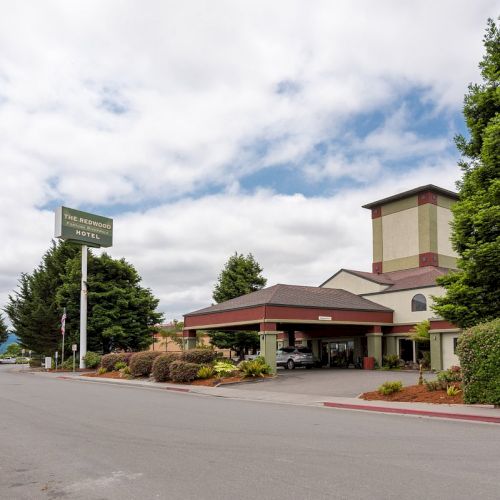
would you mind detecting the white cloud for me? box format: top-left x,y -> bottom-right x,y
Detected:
0,1 -> 494,323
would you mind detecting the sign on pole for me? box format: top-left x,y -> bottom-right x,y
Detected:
72,344 -> 77,373
55,207 -> 113,247
55,206 -> 113,369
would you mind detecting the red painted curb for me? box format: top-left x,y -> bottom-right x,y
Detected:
323,402 -> 500,424
165,386 -> 191,393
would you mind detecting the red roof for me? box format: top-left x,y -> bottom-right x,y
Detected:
185,284 -> 393,317
324,266 -> 452,293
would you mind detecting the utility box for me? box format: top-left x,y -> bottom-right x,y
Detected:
44,357 -> 52,370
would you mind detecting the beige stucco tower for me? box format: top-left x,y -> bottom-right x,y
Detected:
363,185 -> 459,273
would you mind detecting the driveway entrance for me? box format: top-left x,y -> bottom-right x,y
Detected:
234,368 -> 430,398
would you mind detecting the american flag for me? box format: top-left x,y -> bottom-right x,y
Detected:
61,309 -> 66,336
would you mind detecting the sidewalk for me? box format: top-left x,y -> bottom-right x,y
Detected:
48,371 -> 500,424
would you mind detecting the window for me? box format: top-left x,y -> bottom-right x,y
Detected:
411,293 -> 427,311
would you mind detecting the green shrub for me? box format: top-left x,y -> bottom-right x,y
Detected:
169,361 -> 200,383
437,366 -> 462,383
29,358 -> 42,368
114,361 -> 127,370
83,351 -> 102,369
457,319 -> 500,405
101,352 -> 133,371
15,357 -> 29,364
181,349 -> 218,364
97,367 -> 107,375
152,353 -> 180,382
424,379 -> 446,392
382,354 -> 400,369
238,358 -> 272,377
197,365 -> 215,379
377,381 -> 403,395
61,357 -> 76,370
119,366 -> 132,378
129,351 -> 162,378
101,353 -> 122,371
213,360 -> 238,377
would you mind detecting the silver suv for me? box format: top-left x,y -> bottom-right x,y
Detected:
276,346 -> 314,370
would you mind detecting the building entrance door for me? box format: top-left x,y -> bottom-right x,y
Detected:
323,341 -> 354,368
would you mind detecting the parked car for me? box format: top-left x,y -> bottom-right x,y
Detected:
0,357 -> 17,364
276,346 -> 314,370
244,351 -> 261,361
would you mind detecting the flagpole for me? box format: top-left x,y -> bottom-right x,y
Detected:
61,307 -> 66,367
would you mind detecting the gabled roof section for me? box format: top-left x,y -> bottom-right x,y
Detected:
185,284 -> 393,317
321,266 -> 452,293
362,184 -> 458,209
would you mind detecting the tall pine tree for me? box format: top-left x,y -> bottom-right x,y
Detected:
433,19 -> 500,327
0,313 -> 8,345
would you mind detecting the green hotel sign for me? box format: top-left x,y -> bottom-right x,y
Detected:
55,207 -> 113,248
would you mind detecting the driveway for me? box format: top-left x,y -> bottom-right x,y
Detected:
236,367 -> 434,398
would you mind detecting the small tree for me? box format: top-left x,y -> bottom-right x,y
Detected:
0,313 -> 8,346
4,343 -> 22,357
212,252 -> 267,304
208,331 -> 259,360
408,320 -> 430,345
159,320 -> 184,351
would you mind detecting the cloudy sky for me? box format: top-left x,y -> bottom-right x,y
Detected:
0,1 -> 496,323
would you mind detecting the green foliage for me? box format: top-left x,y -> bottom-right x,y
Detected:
159,320 -> 184,350
114,361 -> 127,370
408,320 -> 430,344
213,360 -> 237,377
119,365 -> 131,378
382,354 -> 401,369
61,357 -> 76,370
433,19 -> 500,327
169,361 -> 200,383
457,318 -> 500,404
424,379 -> 446,392
238,357 -> 271,377
97,367 -> 107,375
57,252 -> 163,353
83,351 -> 102,369
377,381 -> 403,395
4,343 -> 22,357
151,353 -> 180,382
15,357 -> 29,364
212,252 -> 267,303
0,313 -> 8,345
6,241 -> 80,354
129,351 -> 162,377
437,366 -> 462,383
100,352 -> 133,371
208,331 -> 259,359
181,349 -> 218,364
197,365 -> 215,379
6,240 -> 163,355
447,385 -> 462,396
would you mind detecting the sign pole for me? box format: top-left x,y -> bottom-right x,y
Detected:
80,245 -> 88,368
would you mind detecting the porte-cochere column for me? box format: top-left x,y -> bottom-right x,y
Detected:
260,322 -> 278,374
366,325 -> 383,367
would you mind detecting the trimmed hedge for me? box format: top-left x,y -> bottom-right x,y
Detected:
181,349 -> 218,364
457,318 -> 500,405
83,351 -> 102,369
101,352 -> 134,371
129,351 -> 162,377
152,353 -> 180,382
169,361 -> 200,383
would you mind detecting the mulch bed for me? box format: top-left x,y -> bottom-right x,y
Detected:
361,384 -> 464,404
81,372 -> 273,385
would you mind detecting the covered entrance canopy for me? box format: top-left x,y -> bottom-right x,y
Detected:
183,284 -> 393,372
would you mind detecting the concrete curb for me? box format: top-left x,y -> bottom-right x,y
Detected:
323,401 -> 500,424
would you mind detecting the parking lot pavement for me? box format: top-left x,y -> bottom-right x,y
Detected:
233,367 -> 434,398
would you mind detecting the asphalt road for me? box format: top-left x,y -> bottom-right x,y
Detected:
1,366 -> 498,500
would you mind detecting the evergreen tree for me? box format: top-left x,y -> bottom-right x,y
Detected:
212,252 -> 267,303
57,252 -> 163,353
0,313 -> 8,345
209,252 -> 266,358
433,19 -> 500,328
6,241 -> 163,354
5,241 -> 80,354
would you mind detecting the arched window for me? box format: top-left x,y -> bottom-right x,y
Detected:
411,294 -> 427,312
